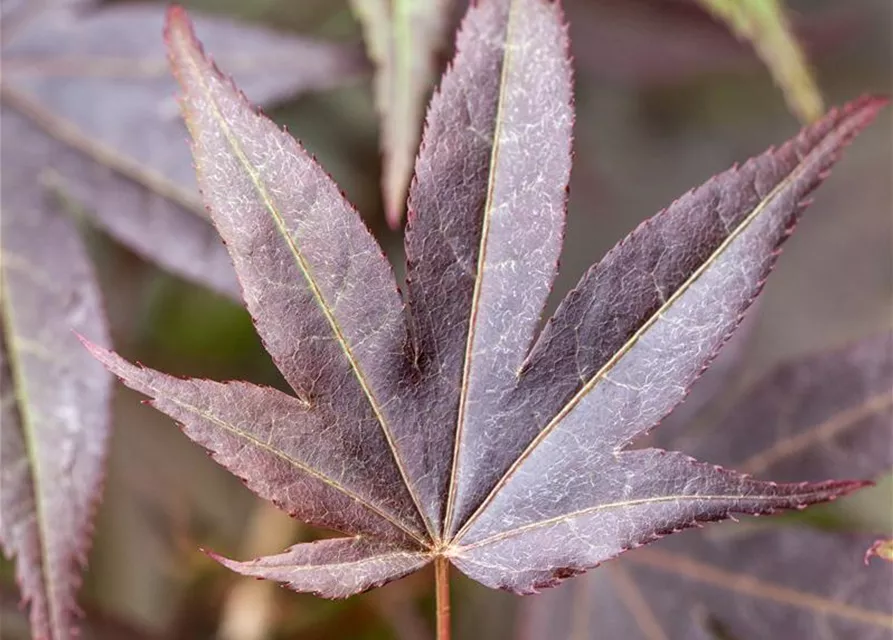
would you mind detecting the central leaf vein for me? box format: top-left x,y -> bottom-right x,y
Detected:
443,0 -> 517,538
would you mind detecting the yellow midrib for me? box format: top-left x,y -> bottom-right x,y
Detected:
229,545 -> 429,573
453,491 -> 837,552
153,382 -> 428,547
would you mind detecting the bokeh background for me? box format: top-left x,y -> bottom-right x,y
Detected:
1,0 -> 890,638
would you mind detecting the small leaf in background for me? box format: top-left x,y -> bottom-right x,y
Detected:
519,527 -> 892,640
349,0 -> 453,228
89,0 -> 884,609
518,332 -> 893,640
0,109 -> 112,639
675,332 -> 893,480
0,1 -> 367,301
697,0 -> 824,122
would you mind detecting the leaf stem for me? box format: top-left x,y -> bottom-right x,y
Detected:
434,556 -> 451,640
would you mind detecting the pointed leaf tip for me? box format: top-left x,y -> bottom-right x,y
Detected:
205,537 -> 431,598
164,4 -> 191,37
163,5 -> 198,65
78,337 -> 116,372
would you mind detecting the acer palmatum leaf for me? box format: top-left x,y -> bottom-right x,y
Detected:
1,2 -> 365,301
1,113 -> 112,639
88,0 -> 884,603
350,0 -> 454,228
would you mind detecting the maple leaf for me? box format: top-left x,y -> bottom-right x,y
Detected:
86,0 -> 885,611
519,332 -> 893,639
350,0 -> 454,228
0,113 -> 112,638
0,0 -> 366,300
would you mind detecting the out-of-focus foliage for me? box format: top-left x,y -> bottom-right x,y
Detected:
697,0 -> 824,122
1,111 -> 112,640
349,0 -> 453,228
1,0 -> 366,300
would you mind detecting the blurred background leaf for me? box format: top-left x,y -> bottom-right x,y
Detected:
349,0 -> 454,228
696,0 -> 824,122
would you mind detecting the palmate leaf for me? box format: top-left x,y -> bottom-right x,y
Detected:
0,1 -> 366,300
518,333 -> 893,639
88,0 -> 884,598
349,0 -> 453,228
0,110 -> 112,638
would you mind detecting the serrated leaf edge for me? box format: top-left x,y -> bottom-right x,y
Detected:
80,338 -> 428,548
2,271 -> 63,638
450,483 -> 865,553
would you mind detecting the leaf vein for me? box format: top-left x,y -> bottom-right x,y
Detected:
455,493 -> 822,552
627,547 -> 893,628
147,380 -> 428,547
